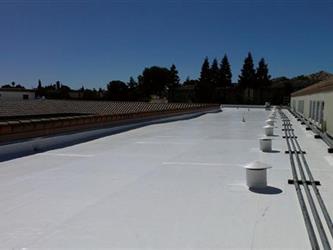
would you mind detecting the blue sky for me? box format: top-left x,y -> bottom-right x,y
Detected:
0,0 -> 332,89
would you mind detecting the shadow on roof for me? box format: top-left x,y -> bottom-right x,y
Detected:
249,186 -> 283,195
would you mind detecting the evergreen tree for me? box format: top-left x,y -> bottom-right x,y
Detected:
128,77 -> 138,89
168,64 -> 180,101
36,79 -> 44,98
196,57 -> 214,102
210,58 -> 219,88
169,64 -> 180,87
37,79 -> 42,89
238,52 -> 256,89
127,76 -> 140,101
200,57 -> 211,83
256,58 -> 271,88
56,81 -> 61,90
219,54 -> 232,87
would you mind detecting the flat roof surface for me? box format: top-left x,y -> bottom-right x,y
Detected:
0,108 -> 333,248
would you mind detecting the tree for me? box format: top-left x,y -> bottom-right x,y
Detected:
183,77 -> 198,86
238,52 -> 256,89
195,57 -> 214,102
37,79 -> 42,89
210,58 -> 219,88
169,64 -> 180,86
128,77 -> 138,89
256,58 -> 271,88
106,80 -> 129,101
36,79 -> 44,98
127,76 -> 140,101
59,84 -> 70,99
168,64 -> 180,101
139,66 -> 171,99
219,54 -> 232,87
199,57 -> 211,84
56,81 -> 61,90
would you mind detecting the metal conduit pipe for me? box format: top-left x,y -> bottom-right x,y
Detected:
287,116 -> 333,239
284,120 -> 331,249
279,111 -> 320,249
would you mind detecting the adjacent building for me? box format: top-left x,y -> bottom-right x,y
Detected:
0,88 -> 35,101
290,77 -> 333,136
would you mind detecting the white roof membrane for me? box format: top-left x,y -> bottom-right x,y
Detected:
0,108 -> 332,248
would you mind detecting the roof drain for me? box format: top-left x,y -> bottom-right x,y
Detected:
244,161 -> 272,188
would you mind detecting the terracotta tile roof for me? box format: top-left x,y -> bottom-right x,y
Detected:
0,100 -> 211,118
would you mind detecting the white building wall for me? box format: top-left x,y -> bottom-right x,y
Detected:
291,90 -> 333,136
0,91 -> 35,101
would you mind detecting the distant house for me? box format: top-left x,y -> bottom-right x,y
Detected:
150,95 -> 168,104
0,88 -> 35,101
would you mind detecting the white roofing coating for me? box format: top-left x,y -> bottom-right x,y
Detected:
0,108 -> 333,248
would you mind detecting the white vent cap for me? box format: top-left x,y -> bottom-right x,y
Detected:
244,160 -> 272,170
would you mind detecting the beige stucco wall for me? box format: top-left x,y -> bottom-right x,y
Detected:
291,91 -> 333,136
0,91 -> 35,101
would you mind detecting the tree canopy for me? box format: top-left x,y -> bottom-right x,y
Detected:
238,52 -> 256,89
106,80 -> 128,101
219,54 -> 232,87
256,58 -> 271,88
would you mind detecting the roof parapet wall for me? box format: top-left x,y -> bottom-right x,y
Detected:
0,103 -> 219,143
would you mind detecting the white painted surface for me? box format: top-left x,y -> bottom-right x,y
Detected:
246,169 -> 268,188
259,138 -> 272,152
0,108 -> 332,248
263,125 -> 274,136
0,111 -> 208,161
244,161 -> 272,188
291,90 -> 333,135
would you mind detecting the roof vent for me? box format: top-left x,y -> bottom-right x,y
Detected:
244,161 -> 272,188
266,118 -> 275,126
259,137 -> 273,151
269,111 -> 277,119
263,124 -> 274,136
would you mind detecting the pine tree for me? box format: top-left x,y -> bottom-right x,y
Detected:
238,52 -> 256,89
128,76 -> 138,89
219,54 -> 232,87
168,64 -> 180,101
256,58 -> 271,88
37,79 -> 42,89
196,57 -> 214,102
200,57 -> 211,83
210,58 -> 219,88
170,64 -> 180,87
36,79 -> 44,98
